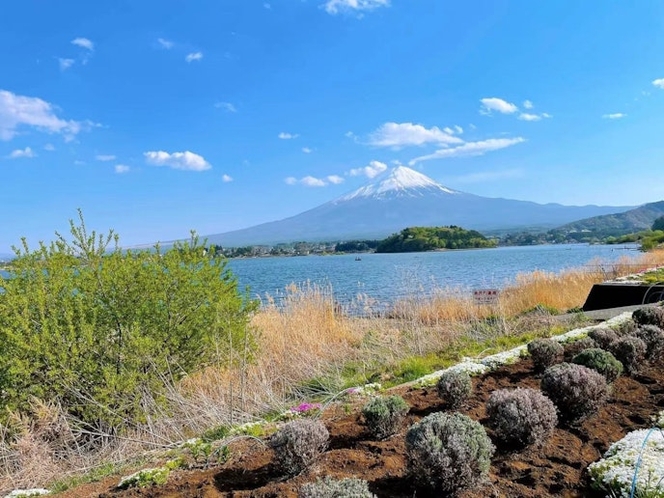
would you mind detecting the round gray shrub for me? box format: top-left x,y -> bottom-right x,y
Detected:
563,337 -> 598,361
588,328 -> 620,351
362,395 -> 409,440
572,348 -> 623,383
632,306 -> 664,329
541,363 -> 609,425
299,477 -> 376,498
615,319 -> 638,337
610,336 -> 647,376
486,388 -> 557,450
437,370 -> 472,409
634,325 -> 664,361
527,338 -> 564,373
271,419 -> 329,476
405,412 -> 494,493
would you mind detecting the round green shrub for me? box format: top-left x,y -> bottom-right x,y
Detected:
572,348 -> 623,383
436,370 -> 472,409
405,412 -> 494,493
486,388 -> 557,450
271,419 -> 329,476
299,477 -> 376,498
527,339 -> 564,373
541,363 -> 609,425
563,337 -> 598,361
632,306 -> 664,329
634,325 -> 664,361
362,395 -> 409,440
610,336 -> 647,376
588,328 -> 620,351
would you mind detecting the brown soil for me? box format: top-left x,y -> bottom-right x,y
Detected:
58,350 -> 664,498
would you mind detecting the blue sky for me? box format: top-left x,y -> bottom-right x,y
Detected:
2,0 -> 664,252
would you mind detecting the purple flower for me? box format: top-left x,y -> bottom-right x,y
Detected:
292,402 -> 322,413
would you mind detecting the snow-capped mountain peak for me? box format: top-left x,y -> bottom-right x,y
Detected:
337,166 -> 457,201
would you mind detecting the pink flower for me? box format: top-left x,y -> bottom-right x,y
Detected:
292,402 -> 322,413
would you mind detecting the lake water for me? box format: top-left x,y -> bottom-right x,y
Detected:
227,244 -> 643,308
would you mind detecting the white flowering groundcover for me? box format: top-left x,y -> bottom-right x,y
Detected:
588,428 -> 664,497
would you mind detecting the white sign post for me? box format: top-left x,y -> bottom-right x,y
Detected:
473,289 -> 499,305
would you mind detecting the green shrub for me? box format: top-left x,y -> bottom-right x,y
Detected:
299,477 -> 376,498
0,212 -> 257,432
588,328 -> 619,350
541,363 -> 609,425
117,467 -> 170,489
610,337 -> 647,375
405,412 -> 494,493
614,319 -> 637,337
362,395 -> 409,440
527,339 -> 564,373
632,307 -> 664,328
563,337 -> 598,361
270,419 -> 329,476
486,388 -> 557,450
436,370 -> 472,409
634,325 -> 664,361
572,348 -> 623,383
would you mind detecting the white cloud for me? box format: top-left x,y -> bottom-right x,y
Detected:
285,174 -> 343,187
114,164 -> 130,174
44,143 -> 55,151
214,102 -> 237,112
455,125 -> 463,134
523,100 -> 534,109
323,0 -> 390,15
409,137 -> 526,165
480,97 -> 519,115
541,113 -> 552,118
144,150 -> 212,171
279,132 -> 299,139
157,38 -> 174,49
59,58 -> 75,71
652,78 -> 664,89
185,52 -> 203,63
71,37 -> 94,51
96,154 -> 116,161
8,147 -> 35,159
602,113 -> 626,119
349,160 -> 388,178
302,147 -> 313,153
368,122 -> 463,149
518,113 -> 541,121
74,160 -> 86,165
0,89 -> 87,141
222,174 -> 233,182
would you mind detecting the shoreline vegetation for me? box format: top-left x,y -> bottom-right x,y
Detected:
1,219 -> 664,494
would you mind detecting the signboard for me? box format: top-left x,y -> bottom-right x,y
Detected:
473,289 -> 499,305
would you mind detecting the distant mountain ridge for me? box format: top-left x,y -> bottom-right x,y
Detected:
554,200 -> 664,236
203,166 -> 633,247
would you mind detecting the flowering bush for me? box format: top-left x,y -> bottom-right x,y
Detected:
437,370 -> 472,409
527,339 -> 564,373
634,325 -> 664,361
611,336 -> 647,376
588,429 -> 664,497
486,388 -> 557,450
406,412 -> 494,493
270,419 -> 329,476
362,395 -> 409,440
632,306 -> 664,329
588,327 -> 620,350
563,337 -> 598,361
541,363 -> 608,425
572,348 -> 623,383
299,477 -> 376,498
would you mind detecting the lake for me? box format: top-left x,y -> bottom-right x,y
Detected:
227,244 -> 643,308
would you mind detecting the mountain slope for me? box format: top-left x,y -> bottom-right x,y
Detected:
553,200 -> 664,236
204,167 -> 633,246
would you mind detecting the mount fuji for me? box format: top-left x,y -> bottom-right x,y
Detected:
204,166 -> 632,246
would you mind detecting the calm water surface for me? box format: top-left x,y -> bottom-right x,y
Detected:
228,244 -> 641,307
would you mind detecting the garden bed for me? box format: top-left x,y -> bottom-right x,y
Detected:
54,342 -> 664,497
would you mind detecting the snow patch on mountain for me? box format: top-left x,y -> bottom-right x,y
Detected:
338,166 -> 457,201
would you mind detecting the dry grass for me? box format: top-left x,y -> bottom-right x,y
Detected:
3,249 -> 664,493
